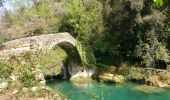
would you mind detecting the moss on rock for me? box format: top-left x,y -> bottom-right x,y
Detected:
113,75 -> 125,83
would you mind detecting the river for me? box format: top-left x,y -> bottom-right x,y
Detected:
47,80 -> 170,100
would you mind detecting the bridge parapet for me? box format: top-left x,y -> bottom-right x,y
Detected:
0,32 -> 77,58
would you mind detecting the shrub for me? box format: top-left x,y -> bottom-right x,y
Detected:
127,67 -> 144,81
167,65 -> 170,72
0,33 -> 7,44
18,64 -> 37,87
118,66 -> 144,81
105,65 -> 117,74
118,67 -> 131,76
0,61 -> 13,79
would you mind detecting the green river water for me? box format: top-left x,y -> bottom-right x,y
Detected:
47,80 -> 170,100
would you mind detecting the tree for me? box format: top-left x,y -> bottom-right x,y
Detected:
135,31 -> 169,68
59,0 -> 104,47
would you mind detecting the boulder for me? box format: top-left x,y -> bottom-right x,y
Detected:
10,75 -> 17,82
35,68 -> 45,81
40,80 -> 46,85
145,75 -> 160,87
99,73 -> 114,83
12,89 -> 19,94
157,82 -> 169,87
22,87 -> 29,93
113,75 -> 125,83
31,86 -> 37,92
70,76 -> 93,83
99,73 -> 125,83
159,72 -> 170,85
0,82 -> 8,89
145,75 -> 170,87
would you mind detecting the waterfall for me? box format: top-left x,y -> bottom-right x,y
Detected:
61,63 -> 67,79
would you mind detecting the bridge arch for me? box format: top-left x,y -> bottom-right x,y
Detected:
0,32 -> 96,65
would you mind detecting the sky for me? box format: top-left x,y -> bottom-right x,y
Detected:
0,0 -> 13,20
0,0 -> 34,21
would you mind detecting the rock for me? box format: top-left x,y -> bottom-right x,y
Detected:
99,73 -> 114,83
145,75 -> 160,87
159,72 -> 170,85
0,82 -> 8,89
21,61 -> 26,65
12,89 -> 19,94
145,74 -> 169,87
113,75 -> 125,83
68,66 -> 95,78
36,72 -> 44,81
36,98 -> 44,100
133,85 -> 162,93
40,86 -> 50,91
22,87 -> 29,92
40,80 -> 46,85
157,82 -> 169,87
31,86 -> 37,92
10,75 -> 17,82
70,76 -> 93,83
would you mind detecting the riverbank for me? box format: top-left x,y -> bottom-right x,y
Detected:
0,48 -> 67,100
91,65 -> 170,88
0,46 -> 169,99
0,85 -> 66,100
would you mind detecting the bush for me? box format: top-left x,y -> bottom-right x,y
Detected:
127,67 -> 144,81
118,66 -> 144,81
0,33 -> 7,44
118,67 -> 131,76
0,61 -> 13,79
9,52 -> 38,87
167,65 -> 170,72
105,65 -> 117,74
18,64 -> 37,87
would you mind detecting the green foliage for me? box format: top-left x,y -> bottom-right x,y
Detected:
118,66 -> 144,81
154,0 -> 163,7
37,46 -> 67,76
76,42 -> 96,66
135,31 -> 169,68
18,64 -> 37,87
0,34 -> 7,43
0,61 -> 13,79
60,0 -> 104,46
127,67 -> 144,81
118,67 -> 131,77
1,0 -> 170,71
105,65 -> 117,74
167,65 -> 170,72
8,52 -> 38,87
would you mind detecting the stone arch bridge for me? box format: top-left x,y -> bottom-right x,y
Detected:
0,32 -> 96,65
